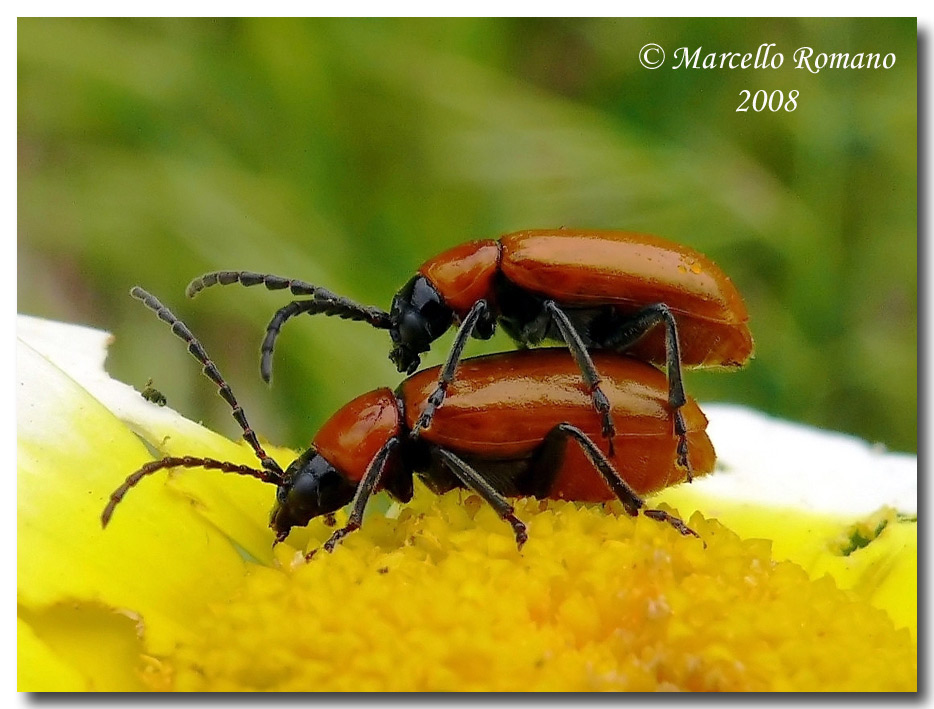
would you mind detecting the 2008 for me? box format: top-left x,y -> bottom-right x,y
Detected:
736,89 -> 799,112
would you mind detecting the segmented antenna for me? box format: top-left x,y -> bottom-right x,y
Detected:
102,288 -> 287,527
259,297 -> 391,382
186,270 -> 321,298
185,271 -> 392,382
101,456 -> 280,527
129,286 -> 283,477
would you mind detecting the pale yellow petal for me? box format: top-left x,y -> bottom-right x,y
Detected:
18,605 -> 147,691
18,314 -> 292,563
18,617 -> 87,692
18,338 -> 248,656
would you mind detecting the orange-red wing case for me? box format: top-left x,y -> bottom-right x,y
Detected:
400,349 -> 715,496
499,230 -> 753,367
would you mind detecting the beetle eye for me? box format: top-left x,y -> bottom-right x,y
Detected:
409,278 -> 453,338
398,310 -> 431,349
314,469 -> 357,512
286,471 -> 321,510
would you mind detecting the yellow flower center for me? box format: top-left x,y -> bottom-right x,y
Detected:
158,492 -> 916,692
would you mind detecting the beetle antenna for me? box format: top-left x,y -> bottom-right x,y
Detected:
129,286 -> 283,477
187,270 -> 316,299
259,297 -> 392,382
185,271 -> 391,326
184,270 -> 392,383
102,456 -> 282,527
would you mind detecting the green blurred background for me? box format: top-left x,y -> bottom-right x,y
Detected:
18,18 -> 917,453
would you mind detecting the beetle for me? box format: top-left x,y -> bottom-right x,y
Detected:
185,229 -> 751,471
102,287 -> 716,553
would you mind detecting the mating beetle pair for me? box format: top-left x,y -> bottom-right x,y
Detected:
187,230 -> 752,464
103,230 -> 751,552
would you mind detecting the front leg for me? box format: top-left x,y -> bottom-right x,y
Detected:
313,438 -> 399,557
411,300 -> 491,439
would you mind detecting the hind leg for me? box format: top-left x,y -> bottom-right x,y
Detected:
603,304 -> 692,479
529,423 -> 698,538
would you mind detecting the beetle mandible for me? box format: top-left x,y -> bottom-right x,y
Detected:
102,287 -> 715,553
185,229 -> 752,472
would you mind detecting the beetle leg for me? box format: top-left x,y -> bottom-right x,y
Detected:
550,423 -> 699,539
411,300 -> 490,439
643,508 -> 698,538
316,438 -> 400,557
673,409 -> 693,482
259,297 -> 392,383
432,447 -> 529,549
543,301 -> 617,456
604,303 -> 691,478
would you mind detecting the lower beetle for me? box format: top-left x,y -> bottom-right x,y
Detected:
102,287 -> 715,553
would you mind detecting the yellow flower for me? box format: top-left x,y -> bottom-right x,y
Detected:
654,405 -> 917,640
18,318 -> 265,690
17,316 -> 916,691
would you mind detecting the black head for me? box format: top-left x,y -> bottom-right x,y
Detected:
388,275 -> 454,374
269,448 -> 357,542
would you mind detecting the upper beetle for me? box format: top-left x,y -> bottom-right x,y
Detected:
186,229 -> 752,469
103,288 -> 715,553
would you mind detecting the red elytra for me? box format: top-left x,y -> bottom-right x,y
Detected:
418,230 -> 752,367
397,349 -> 715,498
310,349 -> 714,496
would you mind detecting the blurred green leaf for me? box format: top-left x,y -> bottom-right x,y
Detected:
18,18 -> 917,452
